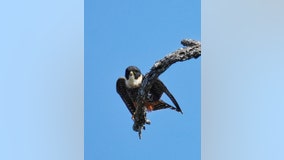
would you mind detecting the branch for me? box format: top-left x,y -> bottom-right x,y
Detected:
133,39 -> 201,139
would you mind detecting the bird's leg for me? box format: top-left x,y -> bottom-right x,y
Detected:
144,112 -> 151,125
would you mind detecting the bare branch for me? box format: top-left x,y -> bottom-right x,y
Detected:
133,39 -> 201,139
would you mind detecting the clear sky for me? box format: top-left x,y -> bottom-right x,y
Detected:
0,0 -> 83,159
85,0 -> 200,160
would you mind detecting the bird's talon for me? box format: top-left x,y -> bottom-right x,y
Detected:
145,119 -> 151,125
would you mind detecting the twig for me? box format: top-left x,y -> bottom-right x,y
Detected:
133,39 -> 201,139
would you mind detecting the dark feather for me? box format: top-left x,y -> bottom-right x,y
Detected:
150,79 -> 183,114
151,100 -> 177,111
116,78 -> 136,115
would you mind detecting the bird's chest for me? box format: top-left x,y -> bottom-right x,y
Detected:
126,87 -> 154,102
126,88 -> 139,102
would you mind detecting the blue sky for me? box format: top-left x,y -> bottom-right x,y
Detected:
0,1 -> 83,159
85,0 -> 200,160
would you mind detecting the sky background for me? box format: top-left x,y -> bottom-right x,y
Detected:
0,0 -> 83,160
85,0 -> 200,160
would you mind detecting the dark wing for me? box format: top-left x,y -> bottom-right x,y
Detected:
150,79 -> 183,114
147,100 -> 177,111
116,78 -> 136,115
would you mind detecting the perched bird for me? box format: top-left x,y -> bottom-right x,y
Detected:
116,66 -> 183,123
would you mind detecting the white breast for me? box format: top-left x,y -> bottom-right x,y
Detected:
125,74 -> 142,88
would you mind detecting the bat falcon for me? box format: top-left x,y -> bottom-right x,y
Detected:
116,66 -> 183,124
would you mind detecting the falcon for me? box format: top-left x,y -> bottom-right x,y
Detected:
116,66 -> 183,124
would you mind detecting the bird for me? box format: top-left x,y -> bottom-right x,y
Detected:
116,66 -> 183,124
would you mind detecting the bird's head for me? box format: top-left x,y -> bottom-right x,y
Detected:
125,66 -> 143,88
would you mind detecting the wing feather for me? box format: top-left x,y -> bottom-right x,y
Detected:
151,79 -> 183,113
116,78 -> 136,115
149,100 -> 176,111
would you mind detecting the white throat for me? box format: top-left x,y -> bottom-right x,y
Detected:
125,74 -> 142,88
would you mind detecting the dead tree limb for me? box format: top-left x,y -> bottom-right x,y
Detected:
133,39 -> 201,139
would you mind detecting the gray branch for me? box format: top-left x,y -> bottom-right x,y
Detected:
133,39 -> 201,139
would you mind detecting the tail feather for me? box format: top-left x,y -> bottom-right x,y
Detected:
146,100 -> 181,113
